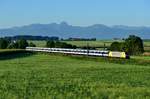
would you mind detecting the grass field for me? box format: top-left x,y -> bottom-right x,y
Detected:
62,40 -> 114,47
131,56 -> 150,60
28,40 -> 150,51
28,40 -> 46,47
28,40 -> 113,48
144,41 -> 150,47
0,52 -> 150,98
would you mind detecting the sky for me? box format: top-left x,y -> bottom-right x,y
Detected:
0,0 -> 150,28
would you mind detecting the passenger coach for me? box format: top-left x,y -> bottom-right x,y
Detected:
26,47 -> 129,59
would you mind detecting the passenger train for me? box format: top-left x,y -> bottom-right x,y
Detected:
26,47 -> 129,59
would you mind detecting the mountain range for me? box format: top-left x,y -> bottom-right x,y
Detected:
0,22 -> 150,39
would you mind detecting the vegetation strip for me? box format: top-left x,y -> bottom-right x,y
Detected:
35,52 -> 150,66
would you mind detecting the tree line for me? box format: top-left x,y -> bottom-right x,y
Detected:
109,35 -> 144,55
4,35 -> 59,41
63,38 -> 96,41
46,41 -> 96,49
0,38 -> 77,49
0,38 -> 36,49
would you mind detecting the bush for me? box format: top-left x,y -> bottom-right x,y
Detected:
125,35 -> 144,55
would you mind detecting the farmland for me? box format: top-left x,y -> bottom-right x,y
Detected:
62,40 -> 114,47
28,40 -> 150,52
28,40 -> 118,48
0,40 -> 149,98
0,52 -> 150,98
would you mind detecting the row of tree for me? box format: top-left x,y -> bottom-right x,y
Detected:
4,35 -> 59,41
0,38 -> 36,49
63,38 -> 96,41
0,38 -> 77,49
109,35 -> 144,55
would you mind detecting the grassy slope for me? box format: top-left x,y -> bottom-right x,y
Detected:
0,53 -> 150,98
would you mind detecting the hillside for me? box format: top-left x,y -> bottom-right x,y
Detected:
0,22 -> 150,39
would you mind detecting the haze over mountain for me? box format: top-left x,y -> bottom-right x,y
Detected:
0,22 -> 150,39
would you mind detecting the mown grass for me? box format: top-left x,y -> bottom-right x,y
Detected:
0,52 -> 150,99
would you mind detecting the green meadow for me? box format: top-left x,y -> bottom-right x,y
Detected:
0,40 -> 149,98
0,51 -> 150,99
28,40 -> 150,51
28,40 -> 118,47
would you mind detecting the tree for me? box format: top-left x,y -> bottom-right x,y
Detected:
29,42 -> 36,47
46,40 -> 55,48
55,41 -> 76,48
125,35 -> 144,55
0,38 -> 9,49
109,35 -> 144,55
109,42 -> 121,51
7,41 -> 18,49
17,39 -> 28,49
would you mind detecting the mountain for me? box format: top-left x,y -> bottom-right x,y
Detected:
0,22 -> 150,39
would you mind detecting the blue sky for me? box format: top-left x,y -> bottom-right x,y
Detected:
0,0 -> 150,28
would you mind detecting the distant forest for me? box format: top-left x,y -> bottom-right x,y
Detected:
3,35 -> 96,41
4,35 -> 59,41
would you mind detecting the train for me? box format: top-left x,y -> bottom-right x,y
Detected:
26,47 -> 130,59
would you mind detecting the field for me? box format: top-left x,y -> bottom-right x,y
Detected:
131,56 -> 150,60
28,40 -> 46,47
28,40 -> 150,51
0,52 -> 150,98
62,40 -> 114,48
28,40 -> 119,48
144,41 -> 150,47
